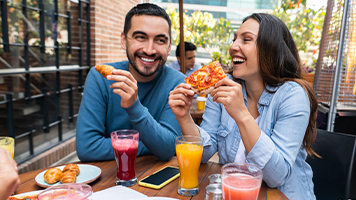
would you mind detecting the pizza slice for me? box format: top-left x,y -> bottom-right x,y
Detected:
95,64 -> 115,78
185,61 -> 227,95
7,194 -> 38,200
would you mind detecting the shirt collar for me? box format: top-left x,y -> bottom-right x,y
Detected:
240,80 -> 278,106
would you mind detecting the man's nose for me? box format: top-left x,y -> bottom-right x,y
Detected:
143,40 -> 157,55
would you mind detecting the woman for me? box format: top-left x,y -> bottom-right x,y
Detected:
168,13 -> 317,200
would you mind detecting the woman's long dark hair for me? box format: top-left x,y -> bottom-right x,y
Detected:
242,13 -> 318,157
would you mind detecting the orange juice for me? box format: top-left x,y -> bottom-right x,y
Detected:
0,137 -> 14,158
176,143 -> 203,189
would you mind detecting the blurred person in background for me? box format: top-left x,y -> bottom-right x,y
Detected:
168,13 -> 317,200
169,41 -> 202,76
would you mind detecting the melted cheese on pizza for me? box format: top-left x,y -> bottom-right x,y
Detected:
185,61 -> 226,91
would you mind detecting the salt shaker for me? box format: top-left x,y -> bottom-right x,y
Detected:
208,174 -> 221,185
205,183 -> 222,200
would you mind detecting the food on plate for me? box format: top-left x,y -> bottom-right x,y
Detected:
95,64 -> 115,78
44,168 -> 62,184
7,194 -> 38,200
184,61 -> 227,95
43,164 -> 80,185
62,164 -> 80,176
59,171 -> 77,184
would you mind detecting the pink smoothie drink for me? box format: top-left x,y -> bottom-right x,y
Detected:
51,193 -> 89,200
222,174 -> 261,200
112,139 -> 138,181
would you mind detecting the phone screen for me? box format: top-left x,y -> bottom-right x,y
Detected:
140,166 -> 180,186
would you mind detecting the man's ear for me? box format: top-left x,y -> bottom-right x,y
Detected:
121,32 -> 127,50
176,56 -> 181,65
168,40 -> 172,56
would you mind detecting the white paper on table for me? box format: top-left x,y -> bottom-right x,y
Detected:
93,185 -> 147,200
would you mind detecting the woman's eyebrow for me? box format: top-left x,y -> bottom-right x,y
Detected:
240,31 -> 257,37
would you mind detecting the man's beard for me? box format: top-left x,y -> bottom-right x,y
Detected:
127,51 -> 167,77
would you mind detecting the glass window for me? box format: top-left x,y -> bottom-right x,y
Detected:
0,0 -> 90,165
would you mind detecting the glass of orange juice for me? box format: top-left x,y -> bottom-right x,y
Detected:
175,135 -> 204,196
221,163 -> 263,200
0,137 -> 15,158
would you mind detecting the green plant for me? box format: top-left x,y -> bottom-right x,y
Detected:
273,0 -> 326,73
166,7 -> 233,65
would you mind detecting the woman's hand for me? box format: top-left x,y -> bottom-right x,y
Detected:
211,78 -> 248,121
0,148 -> 20,200
168,83 -> 195,119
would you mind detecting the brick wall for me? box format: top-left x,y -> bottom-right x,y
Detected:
90,0 -> 141,66
18,137 -> 76,174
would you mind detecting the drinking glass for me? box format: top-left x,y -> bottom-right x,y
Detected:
111,130 -> 139,186
221,163 -> 263,200
37,183 -> 93,200
0,137 -> 15,158
175,135 -> 204,196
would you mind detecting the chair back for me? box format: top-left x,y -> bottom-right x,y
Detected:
306,129 -> 356,200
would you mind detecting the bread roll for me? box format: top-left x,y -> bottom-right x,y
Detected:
95,64 -> 115,78
60,171 -> 77,183
44,168 -> 62,184
62,163 -> 80,176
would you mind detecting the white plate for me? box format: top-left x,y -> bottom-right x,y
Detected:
35,164 -> 101,188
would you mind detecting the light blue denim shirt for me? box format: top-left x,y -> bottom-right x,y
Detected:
197,81 -> 316,200
168,60 -> 202,77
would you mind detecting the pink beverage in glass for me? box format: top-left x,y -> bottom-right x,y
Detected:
111,130 -> 139,186
221,163 -> 263,200
37,183 -> 93,200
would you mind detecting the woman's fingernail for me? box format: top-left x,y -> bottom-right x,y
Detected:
107,75 -> 111,79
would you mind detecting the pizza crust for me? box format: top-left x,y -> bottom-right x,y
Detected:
191,86 -> 215,95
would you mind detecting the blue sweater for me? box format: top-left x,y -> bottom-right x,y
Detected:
76,61 -> 185,161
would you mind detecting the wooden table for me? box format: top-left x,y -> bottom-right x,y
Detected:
16,156 -> 288,200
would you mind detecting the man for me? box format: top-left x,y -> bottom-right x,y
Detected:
76,3 -> 185,161
169,41 -> 202,76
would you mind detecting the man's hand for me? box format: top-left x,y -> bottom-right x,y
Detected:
0,147 -> 20,200
168,83 -> 195,119
107,70 -> 138,108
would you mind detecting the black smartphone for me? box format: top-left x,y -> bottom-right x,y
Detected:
138,166 -> 180,189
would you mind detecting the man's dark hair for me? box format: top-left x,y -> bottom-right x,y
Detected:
124,3 -> 172,41
175,42 -> 197,57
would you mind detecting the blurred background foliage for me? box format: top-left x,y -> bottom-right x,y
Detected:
166,0 -> 326,73
273,0 -> 326,72
166,6 -> 233,67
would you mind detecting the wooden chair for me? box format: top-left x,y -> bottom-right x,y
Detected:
306,129 -> 356,200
